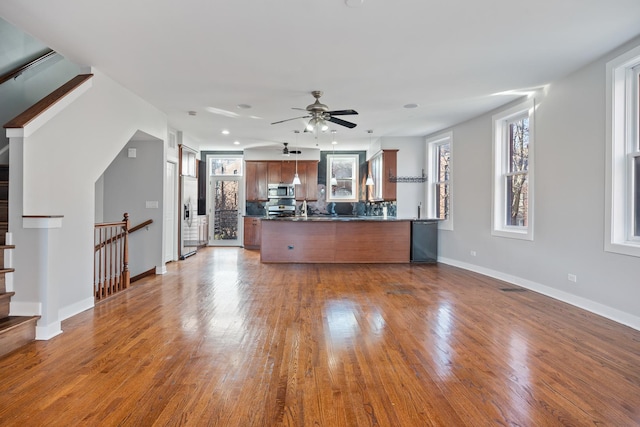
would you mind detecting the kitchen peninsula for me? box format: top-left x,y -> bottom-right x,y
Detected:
260,216 -> 414,263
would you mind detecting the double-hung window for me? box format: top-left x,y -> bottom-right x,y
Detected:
426,132 -> 452,230
605,45 -> 640,257
492,99 -> 534,240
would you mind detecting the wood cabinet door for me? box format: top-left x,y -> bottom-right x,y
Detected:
268,162 -> 282,184
304,161 -> 318,201
280,161 -> 296,184
245,161 -> 268,201
382,150 -> 398,201
243,217 -> 261,249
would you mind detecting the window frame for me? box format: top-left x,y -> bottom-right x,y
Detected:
426,131 -> 453,230
492,98 -> 535,241
605,44 -> 640,257
326,154 -> 359,203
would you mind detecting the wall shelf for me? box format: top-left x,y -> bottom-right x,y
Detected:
389,169 -> 427,183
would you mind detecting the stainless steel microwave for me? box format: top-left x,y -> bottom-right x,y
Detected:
268,184 -> 295,199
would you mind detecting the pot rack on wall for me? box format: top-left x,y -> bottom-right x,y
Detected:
388,169 -> 428,183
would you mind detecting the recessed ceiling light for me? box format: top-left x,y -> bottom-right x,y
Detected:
345,0 -> 364,7
233,141 -> 240,145
331,140 -> 338,145
404,103 -> 419,109
221,130 -> 230,135
237,104 -> 251,109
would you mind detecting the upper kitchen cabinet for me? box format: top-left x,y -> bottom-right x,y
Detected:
246,160 -> 318,202
245,161 -> 268,201
368,149 -> 398,201
293,161 -> 319,201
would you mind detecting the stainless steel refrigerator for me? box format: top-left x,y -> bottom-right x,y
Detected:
180,176 -> 198,259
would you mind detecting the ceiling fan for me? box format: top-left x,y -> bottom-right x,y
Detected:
281,142 -> 301,156
271,91 -> 358,130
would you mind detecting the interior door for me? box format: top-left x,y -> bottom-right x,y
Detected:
209,176 -> 242,246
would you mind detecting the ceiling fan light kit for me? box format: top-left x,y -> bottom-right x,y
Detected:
272,91 -> 358,132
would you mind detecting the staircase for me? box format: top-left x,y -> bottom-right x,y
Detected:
0,165 -> 40,357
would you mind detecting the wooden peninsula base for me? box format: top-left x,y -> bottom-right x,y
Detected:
260,218 -> 410,263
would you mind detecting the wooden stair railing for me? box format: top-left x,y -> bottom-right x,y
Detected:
94,213 -> 130,302
94,215 -> 154,301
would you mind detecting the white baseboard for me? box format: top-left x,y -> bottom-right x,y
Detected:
156,265 -> 167,275
439,257 -> 640,332
58,297 -> 94,322
36,321 -> 62,340
10,301 -> 41,316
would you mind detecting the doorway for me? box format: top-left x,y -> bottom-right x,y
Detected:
208,156 -> 244,246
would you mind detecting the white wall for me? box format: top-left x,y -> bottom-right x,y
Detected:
9,69 -> 167,334
434,35 -> 640,329
379,137 -> 426,218
102,138 -> 164,277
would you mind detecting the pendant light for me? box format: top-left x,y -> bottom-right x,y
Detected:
365,130 -> 374,185
292,131 -> 301,185
330,130 -> 337,186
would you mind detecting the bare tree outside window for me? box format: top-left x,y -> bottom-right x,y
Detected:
506,117 -> 529,226
435,144 -> 450,219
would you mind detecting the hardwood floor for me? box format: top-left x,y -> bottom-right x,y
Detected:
0,247 -> 639,426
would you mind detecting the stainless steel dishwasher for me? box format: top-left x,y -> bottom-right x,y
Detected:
410,220 -> 438,263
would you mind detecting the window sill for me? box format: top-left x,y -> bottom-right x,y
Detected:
491,228 -> 533,241
605,241 -> 640,258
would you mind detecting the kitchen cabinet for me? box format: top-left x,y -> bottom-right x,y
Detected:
302,161 -> 318,201
246,160 -> 318,202
243,217 -> 261,249
245,161 -> 268,201
368,149 -> 398,201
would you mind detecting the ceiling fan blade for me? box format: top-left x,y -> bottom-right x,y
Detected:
271,115 -> 310,125
328,116 -> 357,129
327,109 -> 358,116
289,150 -> 302,154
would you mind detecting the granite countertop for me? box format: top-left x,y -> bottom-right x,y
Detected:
259,216 -> 440,222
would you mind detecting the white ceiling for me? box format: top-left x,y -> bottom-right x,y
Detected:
1,0 -> 640,151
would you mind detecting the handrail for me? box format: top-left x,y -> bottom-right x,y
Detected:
0,49 -> 56,86
4,74 -> 93,129
94,217 -> 152,251
130,219 -> 153,234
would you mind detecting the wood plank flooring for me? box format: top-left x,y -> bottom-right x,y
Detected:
0,247 -> 639,426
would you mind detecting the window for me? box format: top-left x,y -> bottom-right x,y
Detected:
370,153 -> 383,200
426,132 -> 452,230
492,99 -> 534,240
327,154 -> 358,202
605,45 -> 640,257
209,157 -> 243,176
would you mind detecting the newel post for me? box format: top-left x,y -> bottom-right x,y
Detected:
122,212 -> 130,289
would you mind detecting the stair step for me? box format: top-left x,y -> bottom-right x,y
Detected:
0,291 -> 15,318
0,316 -> 40,358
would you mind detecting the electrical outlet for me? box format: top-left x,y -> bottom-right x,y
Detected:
568,274 -> 577,283
470,250 -> 477,256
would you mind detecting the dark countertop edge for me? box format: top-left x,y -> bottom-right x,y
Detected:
257,216 -> 441,222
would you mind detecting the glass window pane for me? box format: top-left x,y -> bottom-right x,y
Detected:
436,183 -> 450,219
437,143 -> 451,183
508,117 -> 529,174
506,174 -> 528,226
213,180 -> 239,240
327,154 -> 358,202
210,158 -> 243,176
